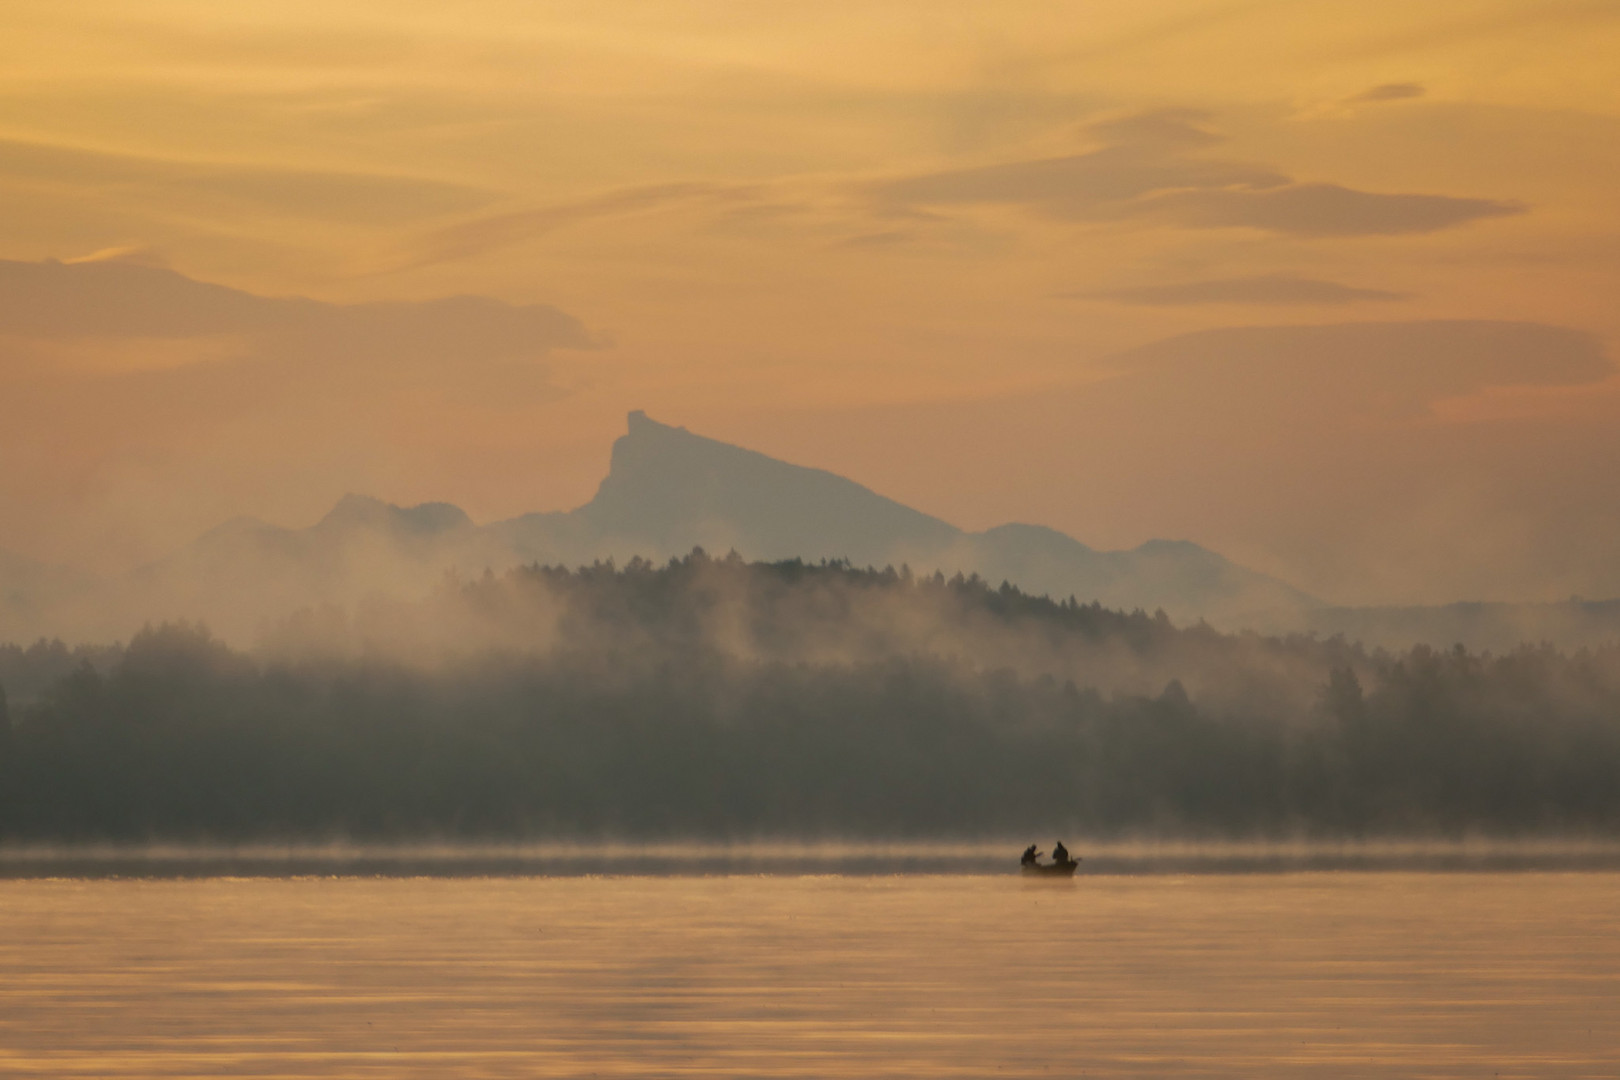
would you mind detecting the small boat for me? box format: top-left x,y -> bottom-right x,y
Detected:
1021,859 -> 1079,877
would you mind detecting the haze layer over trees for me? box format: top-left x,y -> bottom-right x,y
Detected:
2,552 -> 1618,841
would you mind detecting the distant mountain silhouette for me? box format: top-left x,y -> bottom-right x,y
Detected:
10,410 -> 1620,649
1278,599 -> 1620,653
958,525 -> 1307,624
68,410 -> 1308,641
545,409 -> 961,565
556,413 -> 1312,619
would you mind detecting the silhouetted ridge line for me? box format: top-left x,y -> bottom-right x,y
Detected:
578,411 -> 961,568
0,410 -> 1307,644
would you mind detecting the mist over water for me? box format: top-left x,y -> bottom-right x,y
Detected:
6,839 -> 1620,880
2,872 -> 1616,1078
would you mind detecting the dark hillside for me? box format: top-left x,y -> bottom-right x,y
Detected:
2,553 -> 1617,841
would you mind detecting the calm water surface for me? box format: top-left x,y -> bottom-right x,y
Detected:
2,872 -> 1617,1078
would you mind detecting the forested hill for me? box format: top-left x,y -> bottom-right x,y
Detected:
2,551 -> 1618,841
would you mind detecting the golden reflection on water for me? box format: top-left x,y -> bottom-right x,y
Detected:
1,873 -> 1616,1078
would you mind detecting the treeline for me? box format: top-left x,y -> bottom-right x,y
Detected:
1,552 -> 1618,840
0,638 -> 122,706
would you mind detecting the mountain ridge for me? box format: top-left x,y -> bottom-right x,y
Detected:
0,411 -> 1315,647
9,411 -> 1620,649
4,410 -> 1313,642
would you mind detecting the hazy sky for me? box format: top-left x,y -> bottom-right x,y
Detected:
2,1 -> 1618,603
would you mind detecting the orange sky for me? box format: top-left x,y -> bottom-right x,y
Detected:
2,1 -> 1618,604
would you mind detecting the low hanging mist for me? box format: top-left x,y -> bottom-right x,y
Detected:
2,551 -> 1618,842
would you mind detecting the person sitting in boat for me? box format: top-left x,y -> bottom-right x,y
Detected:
1020,845 -> 1042,866
1052,841 -> 1071,866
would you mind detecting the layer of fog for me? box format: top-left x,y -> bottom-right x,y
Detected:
5,838 -> 1619,878
251,554 -> 1340,721
6,555 -> 1619,841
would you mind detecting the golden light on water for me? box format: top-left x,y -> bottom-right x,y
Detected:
2,872 -> 1617,1077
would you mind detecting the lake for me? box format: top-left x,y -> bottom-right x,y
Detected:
2,868 -> 1616,1077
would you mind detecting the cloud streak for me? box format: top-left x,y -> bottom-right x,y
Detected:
1143,183 -> 1521,236
1350,82 -> 1426,103
0,257 -> 591,358
0,137 -> 492,226
408,182 -> 758,268
872,110 -> 1524,237
1076,274 -> 1409,306
1108,320 -> 1612,406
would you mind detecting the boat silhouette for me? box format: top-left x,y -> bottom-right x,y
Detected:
1020,858 -> 1079,877
1019,844 -> 1080,876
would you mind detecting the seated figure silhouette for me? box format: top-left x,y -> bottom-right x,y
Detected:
1052,841 -> 1071,865
1020,844 -> 1042,866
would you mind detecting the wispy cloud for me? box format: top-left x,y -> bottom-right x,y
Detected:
1074,274 -> 1409,306
834,230 -> 915,249
0,137 -> 492,225
872,109 -> 1524,237
407,182 -> 758,268
1142,182 -> 1522,236
1107,320 -> 1612,410
873,110 -> 1286,211
0,257 -> 591,357
60,245 -> 166,267
1349,82 -> 1426,104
